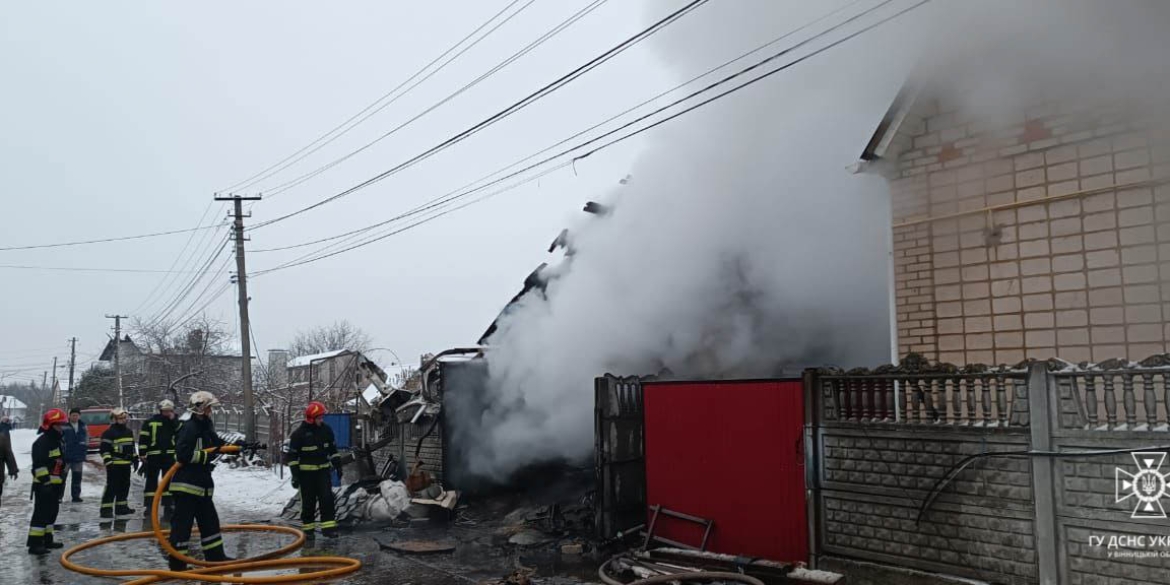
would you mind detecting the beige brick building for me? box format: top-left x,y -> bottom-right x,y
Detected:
860,81 -> 1170,366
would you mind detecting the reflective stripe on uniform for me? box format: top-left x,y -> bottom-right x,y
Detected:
28,526 -> 45,537
301,522 -> 317,531
48,448 -> 61,457
34,467 -> 49,477
170,482 -> 211,497
300,446 -> 318,452
107,460 -> 131,466
45,525 -> 54,534
299,463 -> 331,471
320,520 -> 338,529
101,502 -> 115,509
288,460 -> 299,468
113,437 -> 134,444
201,533 -> 224,550
49,477 -> 63,484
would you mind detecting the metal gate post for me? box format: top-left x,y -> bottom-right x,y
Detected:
802,369 -> 820,569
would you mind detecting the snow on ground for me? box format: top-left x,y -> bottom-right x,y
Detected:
6,428 -> 295,519
212,464 -> 297,517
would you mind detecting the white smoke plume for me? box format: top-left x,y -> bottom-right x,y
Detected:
465,0 -> 1170,480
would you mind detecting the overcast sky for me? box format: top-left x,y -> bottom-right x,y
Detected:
0,0 -> 927,388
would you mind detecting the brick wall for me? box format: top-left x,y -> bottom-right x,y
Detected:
819,427 -> 1037,583
888,95 -> 1170,365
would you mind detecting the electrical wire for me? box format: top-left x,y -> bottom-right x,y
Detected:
249,0 -> 709,231
141,238 -> 231,331
0,225 -> 219,252
0,264 -> 219,274
259,0 -> 611,200
131,201 -> 220,315
222,0 -> 532,195
135,209 -> 232,320
249,0 -> 923,274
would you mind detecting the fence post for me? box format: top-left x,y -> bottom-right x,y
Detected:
803,369 -> 821,570
1027,362 -> 1059,584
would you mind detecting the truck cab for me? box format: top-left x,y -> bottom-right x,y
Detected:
80,408 -> 112,453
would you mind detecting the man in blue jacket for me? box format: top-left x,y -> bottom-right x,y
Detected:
60,407 -> 88,503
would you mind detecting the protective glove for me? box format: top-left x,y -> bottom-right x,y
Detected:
8,469 -> 17,481
291,476 -> 300,490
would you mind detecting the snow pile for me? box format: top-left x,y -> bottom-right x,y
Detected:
358,480 -> 411,521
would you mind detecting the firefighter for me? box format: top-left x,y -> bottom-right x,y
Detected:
28,408 -> 68,555
138,399 -> 180,518
99,407 -> 138,518
288,401 -> 342,539
167,391 -> 230,571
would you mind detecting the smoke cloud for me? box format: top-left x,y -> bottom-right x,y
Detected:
463,0 -> 1170,480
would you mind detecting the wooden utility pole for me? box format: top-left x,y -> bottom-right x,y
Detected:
67,337 -> 77,405
215,194 -> 261,442
51,357 -> 58,406
106,314 -> 128,408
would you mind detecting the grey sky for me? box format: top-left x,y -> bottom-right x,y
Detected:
0,0 -> 934,388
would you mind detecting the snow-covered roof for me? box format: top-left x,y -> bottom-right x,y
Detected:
0,395 -> 28,410
437,353 -> 478,364
288,349 -> 350,368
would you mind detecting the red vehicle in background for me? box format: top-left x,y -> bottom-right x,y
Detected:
80,408 -> 113,453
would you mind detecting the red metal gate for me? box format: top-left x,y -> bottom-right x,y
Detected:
643,379 -> 807,563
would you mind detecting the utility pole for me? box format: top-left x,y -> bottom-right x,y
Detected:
51,357 -> 58,406
67,337 -> 77,405
106,314 -> 128,409
215,194 -> 261,442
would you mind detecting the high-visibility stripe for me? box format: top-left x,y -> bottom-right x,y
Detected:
320,520 -> 338,529
288,460 -> 300,467
201,533 -> 224,551
299,463 -> 331,471
301,522 -> 317,530
101,502 -> 115,509
49,477 -> 63,484
170,483 -> 211,497
107,460 -> 131,466
34,467 -> 49,477
48,449 -> 62,457
101,439 -> 113,444
28,527 -> 46,537
145,450 -> 162,456
144,491 -> 156,497
113,437 -> 134,443
300,446 -> 319,452
201,539 -> 224,551
45,525 -> 54,534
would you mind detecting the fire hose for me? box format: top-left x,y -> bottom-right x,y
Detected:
59,444 -> 363,584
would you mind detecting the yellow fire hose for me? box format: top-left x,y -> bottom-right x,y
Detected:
60,445 -> 363,584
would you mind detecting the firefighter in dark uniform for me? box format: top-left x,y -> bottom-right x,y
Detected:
138,399 -> 180,518
28,408 -> 68,555
99,407 -> 138,518
167,391 -> 231,571
289,401 -> 342,538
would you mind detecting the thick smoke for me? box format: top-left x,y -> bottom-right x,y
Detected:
465,0 -> 1170,480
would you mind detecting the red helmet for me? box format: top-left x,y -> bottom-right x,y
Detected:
304,401 -> 327,423
41,408 -> 67,430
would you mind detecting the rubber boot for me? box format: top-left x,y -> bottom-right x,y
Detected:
100,509 -> 114,519
167,556 -> 187,572
44,534 -> 64,550
116,506 -> 136,516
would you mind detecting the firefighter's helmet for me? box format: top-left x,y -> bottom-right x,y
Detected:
304,401 -> 327,423
41,408 -> 67,430
188,391 -> 220,412
110,407 -> 128,420
158,399 -> 175,411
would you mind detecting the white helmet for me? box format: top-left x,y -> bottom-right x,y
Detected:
188,391 -> 220,411
158,399 -> 175,411
110,407 -> 128,419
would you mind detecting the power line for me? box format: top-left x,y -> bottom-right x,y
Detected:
221,0 -> 533,194
250,0 -> 873,256
141,238 -> 232,331
131,201 -> 221,315
136,213 -> 232,320
251,0 -> 914,273
0,224 -> 219,252
259,0 -> 611,200
249,0 -> 709,231
0,264 -> 223,274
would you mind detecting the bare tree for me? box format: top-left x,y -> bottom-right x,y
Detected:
124,315 -> 240,409
287,320 -> 372,358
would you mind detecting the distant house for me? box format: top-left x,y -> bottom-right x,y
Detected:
97,334 -> 249,407
280,349 -> 387,412
0,395 -> 28,426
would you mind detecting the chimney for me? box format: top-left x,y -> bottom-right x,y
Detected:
268,349 -> 289,391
